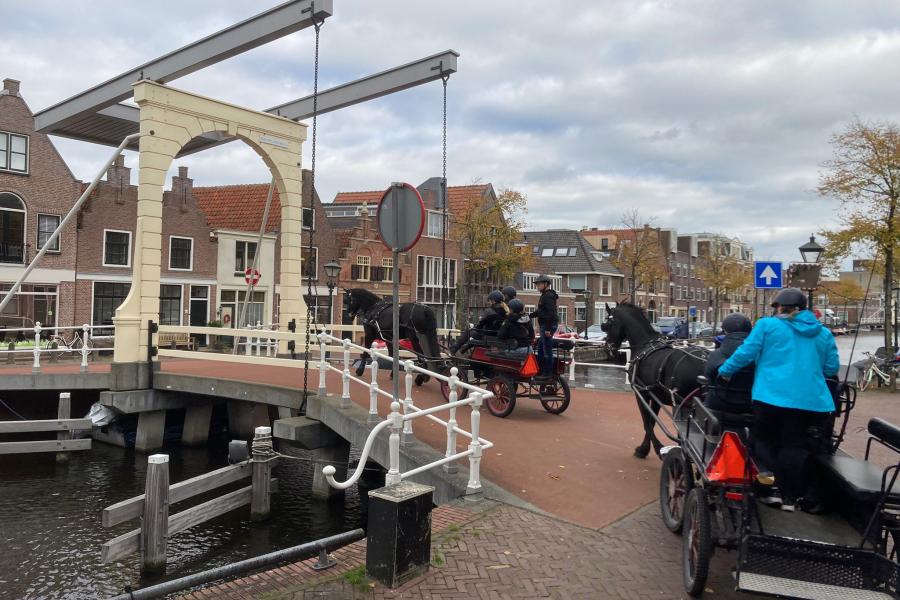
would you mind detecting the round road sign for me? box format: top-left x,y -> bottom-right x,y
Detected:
376,182 -> 426,252
245,268 -> 261,285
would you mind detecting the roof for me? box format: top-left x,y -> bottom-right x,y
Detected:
193,184 -> 282,233
332,190 -> 384,205
331,183 -> 492,217
522,229 -> 622,276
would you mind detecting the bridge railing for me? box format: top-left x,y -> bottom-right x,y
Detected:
315,329 -> 493,495
0,323 -> 114,372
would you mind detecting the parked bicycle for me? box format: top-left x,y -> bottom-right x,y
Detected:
855,351 -> 900,391
42,329 -> 93,358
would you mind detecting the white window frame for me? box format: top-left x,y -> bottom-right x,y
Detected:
381,257 -> 393,282
234,240 -> 258,275
522,273 -> 538,290
356,255 -> 371,281
36,213 -> 60,253
541,248 -> 553,257
558,305 -> 568,325
568,274 -> 586,291
159,284 -> 184,326
575,303 -> 586,322
425,210 -> 445,238
549,275 -> 562,289
168,235 -> 194,271
599,276 -> 611,296
103,229 -> 132,268
0,131 -> 29,174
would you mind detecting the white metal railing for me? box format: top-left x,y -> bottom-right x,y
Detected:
315,330 -> 493,495
0,323 -> 113,372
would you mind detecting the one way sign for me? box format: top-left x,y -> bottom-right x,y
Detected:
754,261 -> 783,289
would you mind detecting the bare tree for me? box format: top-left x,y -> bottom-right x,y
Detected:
610,209 -> 668,304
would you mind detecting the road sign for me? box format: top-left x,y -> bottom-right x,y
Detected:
377,182 -> 425,252
689,306 -> 697,317
754,261 -> 782,289
244,268 -> 261,285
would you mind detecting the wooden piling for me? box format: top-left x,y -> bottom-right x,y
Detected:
250,426 -> 273,521
56,392 -> 71,463
141,454 -> 170,574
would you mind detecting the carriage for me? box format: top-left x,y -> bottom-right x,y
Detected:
658,376 -> 900,598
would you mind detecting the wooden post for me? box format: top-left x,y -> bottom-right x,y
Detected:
141,454 -> 169,574
250,426 -> 273,521
56,392 -> 71,463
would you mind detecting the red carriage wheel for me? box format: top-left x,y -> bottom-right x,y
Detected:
439,366 -> 469,402
660,448 -> 693,534
537,374 -> 570,414
682,488 -> 712,597
486,374 -> 517,417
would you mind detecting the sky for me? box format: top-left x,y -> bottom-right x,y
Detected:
4,0 -> 900,265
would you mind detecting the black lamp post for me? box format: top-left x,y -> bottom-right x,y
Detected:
324,260 -> 341,324
798,234 -> 824,311
583,288 -> 593,329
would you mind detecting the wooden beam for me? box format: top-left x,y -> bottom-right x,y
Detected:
0,418 -> 92,434
0,439 -> 91,454
141,454 -> 169,574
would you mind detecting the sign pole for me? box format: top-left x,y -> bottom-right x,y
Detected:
391,187 -> 401,404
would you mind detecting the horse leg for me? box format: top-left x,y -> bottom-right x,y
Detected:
356,330 -> 372,377
633,391 -> 655,459
649,403 -> 664,458
407,330 -> 430,385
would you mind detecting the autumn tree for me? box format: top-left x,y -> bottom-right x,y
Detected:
453,187 -> 531,325
609,209 -> 669,303
819,118 -> 900,349
696,234 -> 753,323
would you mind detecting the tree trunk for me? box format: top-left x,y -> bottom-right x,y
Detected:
885,199 -> 896,353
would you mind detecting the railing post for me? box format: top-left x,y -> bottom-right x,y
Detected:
318,331 -> 327,397
386,401 -> 402,485
269,324 -> 276,357
245,325 -> 252,356
80,324 -> 90,372
403,359 -> 415,440
444,367 -> 459,474
32,321 -> 41,373
141,454 -> 169,575
466,392 -> 484,495
255,321 -> 262,356
568,355 -> 576,383
624,348 -> 632,385
368,342 -> 380,422
341,338 -> 352,409
251,426 -> 273,521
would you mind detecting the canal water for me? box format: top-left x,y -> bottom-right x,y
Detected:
0,434 -> 361,600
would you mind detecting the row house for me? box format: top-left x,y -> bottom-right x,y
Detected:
695,232 -> 759,322
659,230 -> 713,322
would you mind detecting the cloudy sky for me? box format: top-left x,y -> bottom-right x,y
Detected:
4,0 -> 900,264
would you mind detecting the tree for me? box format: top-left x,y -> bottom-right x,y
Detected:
609,209 -> 668,303
453,187 -> 531,325
819,118 -> 900,349
696,234 -> 753,323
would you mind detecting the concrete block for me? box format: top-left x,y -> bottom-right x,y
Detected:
366,482 -> 434,588
109,361 -> 151,391
273,416 -> 343,449
100,389 -> 183,413
311,440 -> 351,500
181,403 -> 212,446
135,410 -> 166,453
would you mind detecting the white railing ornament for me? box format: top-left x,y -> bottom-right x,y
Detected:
341,338 -> 352,409
81,324 -> 90,372
368,342 -> 379,421
32,322 -> 41,372
402,359 -> 415,439
444,368 -> 459,474
318,329 -> 327,397
467,392 -> 484,494
386,400 -> 403,485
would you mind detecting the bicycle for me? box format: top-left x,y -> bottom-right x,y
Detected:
42,329 -> 93,359
855,351 -> 900,391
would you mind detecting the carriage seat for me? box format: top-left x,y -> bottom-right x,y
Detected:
705,409 -> 754,438
814,418 -> 900,505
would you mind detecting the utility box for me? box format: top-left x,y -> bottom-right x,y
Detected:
366,481 -> 434,587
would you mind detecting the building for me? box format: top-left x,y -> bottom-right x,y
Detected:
694,233 -> 758,323
659,231 -> 713,322
0,78 -> 82,333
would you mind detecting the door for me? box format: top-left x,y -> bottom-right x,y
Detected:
189,285 -> 209,347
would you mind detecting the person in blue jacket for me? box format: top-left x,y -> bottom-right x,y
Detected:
718,288 -> 840,512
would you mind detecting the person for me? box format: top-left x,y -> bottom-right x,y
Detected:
451,290 -> 507,354
704,313 -> 754,414
497,299 -> 534,355
529,274 -> 559,379
717,288 -> 840,512
502,286 -> 517,304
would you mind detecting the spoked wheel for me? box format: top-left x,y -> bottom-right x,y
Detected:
682,488 -> 712,597
439,366 -> 469,402
857,368 -> 871,392
660,448 -> 693,534
537,374 -> 571,414
73,335 -> 93,360
486,374 -> 517,417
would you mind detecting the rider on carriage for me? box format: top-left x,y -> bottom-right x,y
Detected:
497,299 -> 534,356
703,313 -> 754,415
529,275 -> 559,380
451,290 -> 508,355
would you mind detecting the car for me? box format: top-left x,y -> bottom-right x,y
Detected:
581,324 -> 607,341
655,316 -> 684,336
689,322 -> 715,337
533,324 -> 582,342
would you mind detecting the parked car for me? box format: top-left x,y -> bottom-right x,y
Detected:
689,322 -> 715,338
655,316 -> 684,336
829,324 -> 847,336
581,324 -> 607,342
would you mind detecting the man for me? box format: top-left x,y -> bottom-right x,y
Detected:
704,313 -> 754,414
717,288 -> 840,511
529,274 -> 559,378
451,290 -> 507,354
502,286 -> 517,303
497,299 -> 535,355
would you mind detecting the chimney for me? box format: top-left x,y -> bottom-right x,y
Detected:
2,78 -> 20,96
172,166 -> 192,212
107,155 -> 131,200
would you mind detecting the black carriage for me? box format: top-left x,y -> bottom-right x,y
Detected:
656,377 -> 900,598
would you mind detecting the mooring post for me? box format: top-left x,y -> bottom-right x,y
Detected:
368,342 -> 380,422
341,338 -> 351,409
251,426 -> 273,521
141,454 -> 170,575
366,481 -> 434,588
56,392 -> 71,463
80,324 -> 90,372
444,368 -> 458,474
32,321 -> 41,373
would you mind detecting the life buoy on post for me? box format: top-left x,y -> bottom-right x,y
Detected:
244,268 -> 261,285
223,314 -> 231,325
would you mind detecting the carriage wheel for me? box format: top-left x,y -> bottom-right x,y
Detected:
660,448 -> 693,534
486,375 -> 517,417
682,488 -> 712,597
537,375 -> 571,414
440,366 -> 469,402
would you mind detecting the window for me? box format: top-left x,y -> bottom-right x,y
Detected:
302,207 -> 315,230
159,284 -> 182,326
303,246 -> 318,279
92,282 -> 130,326
599,276 -> 611,296
549,275 -> 562,289
522,273 -> 537,290
416,255 -> 457,304
541,248 -> 553,257
532,246 -> 540,254
558,306 -> 568,325
0,193 -> 25,263
326,207 -> 358,217
169,236 -> 193,270
37,214 -> 60,252
0,131 -> 28,173
103,230 -> 131,267
554,248 -> 568,256
568,248 -> 577,256
234,241 -> 257,274
601,238 -> 609,250
525,305 -> 535,317
619,278 -> 626,294
568,275 -> 586,291
354,255 -> 371,281
382,257 -> 393,281
575,303 -> 586,322
425,210 -> 445,238
220,290 -> 266,326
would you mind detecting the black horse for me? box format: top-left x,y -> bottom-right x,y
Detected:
602,303 -> 709,458
344,288 -> 442,377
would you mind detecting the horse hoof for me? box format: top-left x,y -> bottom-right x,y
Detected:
633,447 -> 649,459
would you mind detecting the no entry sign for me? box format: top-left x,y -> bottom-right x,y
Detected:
376,182 -> 425,252
244,268 -> 261,285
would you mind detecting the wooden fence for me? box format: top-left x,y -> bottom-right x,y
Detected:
0,392 -> 91,456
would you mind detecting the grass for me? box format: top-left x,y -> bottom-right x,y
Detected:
342,566 -> 371,591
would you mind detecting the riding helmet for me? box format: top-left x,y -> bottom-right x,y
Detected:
502,286 -> 517,301
721,313 -> 752,334
771,287 -> 807,310
534,274 -> 553,285
508,299 -> 525,313
488,290 -> 504,303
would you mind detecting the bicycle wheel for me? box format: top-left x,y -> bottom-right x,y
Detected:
858,367 -> 871,392
73,334 -> 93,356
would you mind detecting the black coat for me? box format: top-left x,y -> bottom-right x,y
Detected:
475,304 -> 506,332
498,314 -> 535,347
704,332 -> 754,413
530,289 -> 559,327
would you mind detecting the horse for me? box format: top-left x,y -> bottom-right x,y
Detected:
601,302 -> 709,459
343,288 -> 442,378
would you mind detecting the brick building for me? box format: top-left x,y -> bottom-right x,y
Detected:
0,78 -> 82,333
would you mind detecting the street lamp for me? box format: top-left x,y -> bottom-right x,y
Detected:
583,288 -> 593,328
323,260 -> 341,325
798,234 -> 824,312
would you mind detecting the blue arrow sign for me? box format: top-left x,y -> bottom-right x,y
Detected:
754,261 -> 783,289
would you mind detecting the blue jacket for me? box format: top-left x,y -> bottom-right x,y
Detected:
718,310 -> 839,412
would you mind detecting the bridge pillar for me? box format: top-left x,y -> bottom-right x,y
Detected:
181,403 -> 213,446
135,410 -> 166,452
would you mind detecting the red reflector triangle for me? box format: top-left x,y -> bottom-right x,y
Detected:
705,431 -> 753,484
520,353 -> 540,378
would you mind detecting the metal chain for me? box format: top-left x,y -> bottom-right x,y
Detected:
302,13 -> 323,413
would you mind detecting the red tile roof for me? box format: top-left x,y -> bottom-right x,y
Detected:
332,184 -> 491,216
332,190 -> 384,205
193,184 -> 281,232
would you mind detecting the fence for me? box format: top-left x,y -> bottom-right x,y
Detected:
0,392 -> 91,456
0,323 -> 114,372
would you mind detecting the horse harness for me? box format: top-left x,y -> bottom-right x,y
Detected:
361,299 -> 424,343
629,338 -> 709,399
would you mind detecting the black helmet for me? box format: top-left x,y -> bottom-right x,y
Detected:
721,313 -> 752,334
508,299 -> 525,313
534,274 -> 553,285
771,287 -> 807,310
488,290 -> 504,303
502,286 -> 517,301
